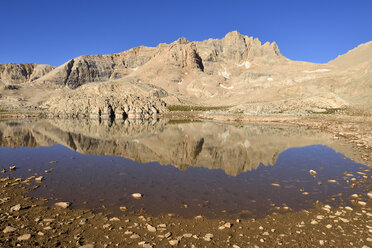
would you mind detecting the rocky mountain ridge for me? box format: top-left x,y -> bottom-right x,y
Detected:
0,31 -> 371,117
0,63 -> 55,85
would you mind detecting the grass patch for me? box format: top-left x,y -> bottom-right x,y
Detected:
167,119 -> 202,125
0,109 -> 8,113
167,105 -> 229,112
306,108 -> 343,115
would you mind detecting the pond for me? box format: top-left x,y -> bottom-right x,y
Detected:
0,119 -> 370,218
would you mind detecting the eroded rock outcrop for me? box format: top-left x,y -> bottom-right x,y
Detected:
42,81 -> 169,119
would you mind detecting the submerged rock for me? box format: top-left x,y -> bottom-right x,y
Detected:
132,193 -> 143,199
55,202 -> 71,208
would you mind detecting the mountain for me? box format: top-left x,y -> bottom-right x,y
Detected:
328,41 -> 372,68
0,31 -> 371,117
0,63 -> 55,85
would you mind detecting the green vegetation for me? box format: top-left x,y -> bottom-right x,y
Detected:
0,109 -> 7,113
167,119 -> 202,125
306,108 -> 343,115
167,105 -> 229,112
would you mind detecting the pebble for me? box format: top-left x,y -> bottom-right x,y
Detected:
109,217 -> 120,222
358,201 -> 367,206
344,206 -> 353,211
35,176 -> 44,182
10,204 -> 21,211
119,206 -> 127,211
233,245 -> 241,248
17,234 -> 31,241
339,218 -> 350,223
169,240 -> 179,246
224,222 -> 232,228
328,180 -> 337,183
271,183 -> 280,187
203,233 -> 213,241
165,232 -> 172,238
9,166 -> 16,171
147,224 -> 156,232
79,245 -> 95,248
316,215 -> 324,220
326,224 -> 332,229
368,192 -> 372,199
130,234 -> 140,239
311,220 -> 318,225
131,193 -> 143,199
183,233 -> 192,238
309,169 -> 317,175
3,226 -> 17,233
55,202 -> 71,208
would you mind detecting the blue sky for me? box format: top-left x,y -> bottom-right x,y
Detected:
1,0 -> 371,66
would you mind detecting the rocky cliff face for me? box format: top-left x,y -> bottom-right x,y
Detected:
33,31 -> 284,89
0,63 -> 55,85
42,81 -> 168,119
34,46 -> 161,89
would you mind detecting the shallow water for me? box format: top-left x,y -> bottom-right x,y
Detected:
0,119 -> 369,218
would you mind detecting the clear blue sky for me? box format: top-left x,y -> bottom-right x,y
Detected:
1,0 -> 371,66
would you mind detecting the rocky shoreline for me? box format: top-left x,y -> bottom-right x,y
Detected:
0,167 -> 371,247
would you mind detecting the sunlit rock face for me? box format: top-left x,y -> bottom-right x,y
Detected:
0,119 -> 361,176
1,32 -> 372,116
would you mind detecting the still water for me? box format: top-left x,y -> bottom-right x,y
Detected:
0,119 -> 369,218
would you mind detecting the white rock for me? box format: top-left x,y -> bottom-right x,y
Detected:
35,176 -> 44,182
367,192 -> 372,199
311,220 -> 318,225
130,234 -> 140,239
109,217 -> 120,221
344,206 -> 353,211
309,170 -> 317,175
326,224 -> 332,229
358,201 -> 367,206
169,240 -> 179,245
132,193 -> 143,199
147,224 -> 156,232
17,234 -> 31,241
10,204 -> 21,212
55,202 -> 71,208
79,245 -> 95,248
339,217 -> 350,223
316,215 -> 324,220
3,226 -> 17,233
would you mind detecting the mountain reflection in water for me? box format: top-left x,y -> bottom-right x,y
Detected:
0,119 -> 368,217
